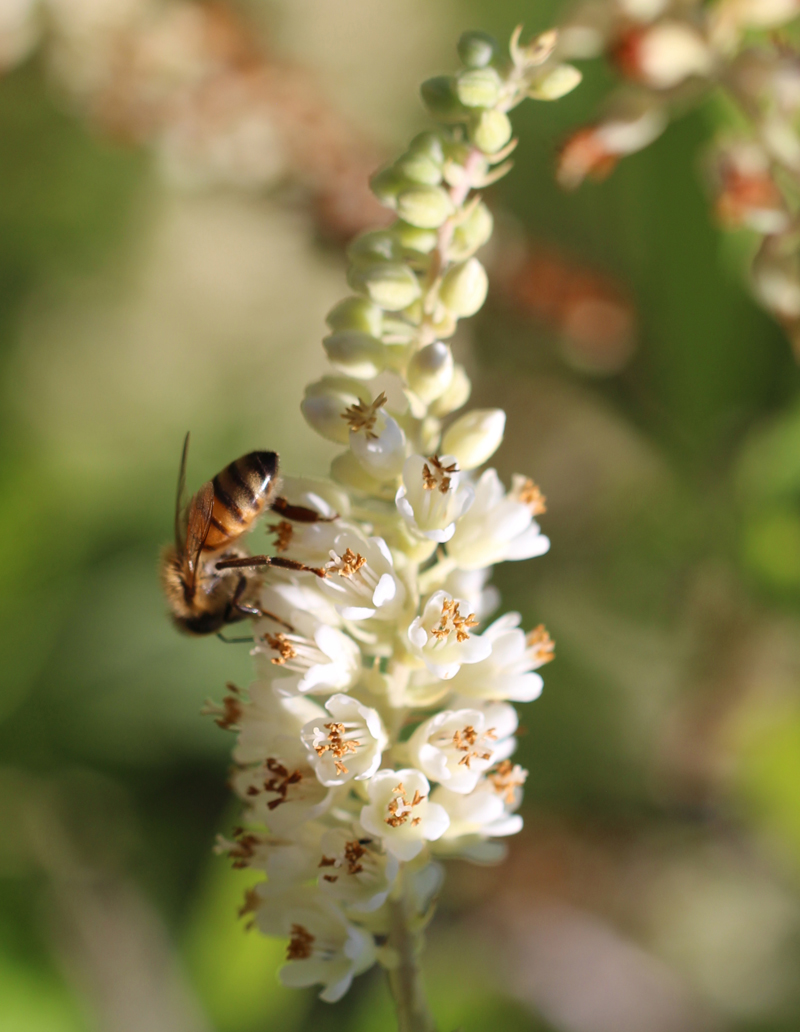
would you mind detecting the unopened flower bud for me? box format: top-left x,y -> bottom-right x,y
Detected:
457,30 -> 499,69
421,76 -> 470,123
369,165 -> 409,208
396,185 -> 455,229
408,132 -> 445,164
323,331 -> 386,379
301,377 -> 371,444
456,67 -> 502,108
353,262 -> 422,311
441,408 -> 505,469
326,296 -> 383,336
407,342 -> 454,403
348,230 -> 400,266
397,151 -> 443,186
527,63 -> 583,100
330,450 -> 387,494
439,257 -> 488,317
394,221 -> 439,255
429,363 -> 471,418
450,201 -> 493,261
469,109 -> 513,154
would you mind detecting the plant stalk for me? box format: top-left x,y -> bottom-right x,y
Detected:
386,889 -> 438,1032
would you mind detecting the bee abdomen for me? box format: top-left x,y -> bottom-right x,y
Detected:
203,451 -> 278,551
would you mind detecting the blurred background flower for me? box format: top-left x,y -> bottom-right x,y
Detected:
2,1 -> 800,1031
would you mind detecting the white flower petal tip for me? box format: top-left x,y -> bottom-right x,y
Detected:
319,529 -> 406,622
447,616 -> 555,702
360,768 -> 450,861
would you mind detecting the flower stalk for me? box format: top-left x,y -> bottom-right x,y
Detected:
206,26 -> 576,1025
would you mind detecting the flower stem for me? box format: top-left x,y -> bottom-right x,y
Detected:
386,889 -> 438,1032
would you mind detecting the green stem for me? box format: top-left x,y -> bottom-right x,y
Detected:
386,889 -> 438,1032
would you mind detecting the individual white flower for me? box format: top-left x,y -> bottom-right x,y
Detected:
447,470 -> 550,570
407,703 -> 517,794
360,768 -> 450,861
320,528 -> 406,621
316,828 -> 399,912
447,613 -> 554,702
344,391 -> 407,480
232,681 -> 323,764
216,823 -> 325,886
407,590 -> 492,679
257,886 -> 376,1002
430,763 -> 527,861
253,612 -> 362,697
395,453 -> 474,543
259,578 -> 342,628
233,735 -> 332,833
301,694 -> 387,786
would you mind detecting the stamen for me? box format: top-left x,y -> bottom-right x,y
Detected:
422,455 -> 459,493
203,682 -> 242,730
313,721 -> 360,776
385,784 -> 425,827
286,923 -> 315,961
516,478 -> 547,516
263,757 -> 303,809
264,632 -> 298,664
526,625 -> 555,664
238,886 -> 260,920
343,840 -> 366,875
268,519 -> 293,553
325,548 -> 367,578
489,759 -> 528,804
226,828 -> 260,869
430,598 -> 479,642
342,391 -> 387,439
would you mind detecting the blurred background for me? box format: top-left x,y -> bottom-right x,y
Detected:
2,1 -> 800,1031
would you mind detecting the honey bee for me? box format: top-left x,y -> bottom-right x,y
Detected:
161,433 -> 330,635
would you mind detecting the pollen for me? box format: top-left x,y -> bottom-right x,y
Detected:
344,840 -> 366,875
264,632 -> 297,664
227,828 -> 260,869
326,548 -> 366,578
342,390 -> 387,439
452,724 -> 496,768
238,886 -> 260,920
287,924 -> 315,961
268,519 -> 293,552
516,478 -> 547,515
526,625 -> 555,665
422,455 -> 459,493
313,721 -> 360,776
263,757 -> 303,809
385,784 -> 425,827
210,682 -> 243,730
489,760 -> 528,804
430,598 -> 479,642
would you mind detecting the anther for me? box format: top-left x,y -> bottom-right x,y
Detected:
342,391 -> 388,439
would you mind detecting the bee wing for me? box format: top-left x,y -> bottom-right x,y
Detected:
185,481 -> 214,593
174,431 -> 191,549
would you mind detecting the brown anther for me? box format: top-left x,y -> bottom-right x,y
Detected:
526,625 -> 555,665
343,840 -> 366,875
323,874 -> 338,883
318,856 -> 337,867
313,721 -> 360,775
422,455 -> 459,493
431,598 -> 479,643
287,924 -> 315,961
264,632 -> 297,665
264,757 -> 303,809
342,391 -> 387,439
489,759 -> 528,804
214,682 -> 242,730
393,783 -> 405,795
411,790 -> 423,807
326,547 -> 366,578
411,817 -> 421,826
268,519 -> 293,553
228,829 -> 260,869
238,886 -> 260,919
516,478 -> 547,516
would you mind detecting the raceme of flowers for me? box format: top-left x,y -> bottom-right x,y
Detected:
552,0 -> 800,356
207,28 -> 573,1005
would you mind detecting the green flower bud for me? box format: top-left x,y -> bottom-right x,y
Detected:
356,261 -> 422,311
528,63 -> 582,100
394,221 -> 439,256
396,185 -> 455,229
439,257 -> 488,316
397,151 -> 443,186
369,164 -> 409,208
442,142 -> 488,188
407,131 -> 445,164
450,201 -> 493,261
456,67 -> 502,108
326,296 -> 383,336
420,76 -> 470,123
441,408 -> 505,469
381,313 -> 417,342
429,362 -> 471,417
457,30 -> 498,69
323,331 -> 386,379
301,377 -> 371,444
330,450 -> 387,495
407,341 -> 454,403
469,108 -> 513,154
348,229 -> 400,266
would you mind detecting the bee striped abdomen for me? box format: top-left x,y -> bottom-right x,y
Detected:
202,450 -> 278,551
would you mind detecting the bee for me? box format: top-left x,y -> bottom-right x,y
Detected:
161,433 -> 330,636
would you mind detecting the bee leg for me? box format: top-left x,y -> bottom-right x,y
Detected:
223,573 -> 295,632
215,555 -> 327,579
270,497 -> 338,523
217,632 -> 254,644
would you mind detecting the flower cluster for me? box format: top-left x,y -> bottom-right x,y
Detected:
208,28 -> 573,1006
553,0 -> 800,355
